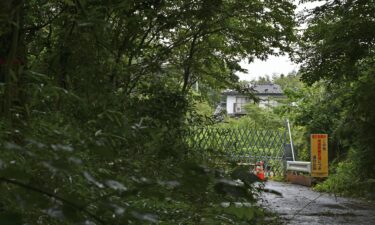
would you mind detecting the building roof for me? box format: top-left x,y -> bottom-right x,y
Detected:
222,84 -> 283,96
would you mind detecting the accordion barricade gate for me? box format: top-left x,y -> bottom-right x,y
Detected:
186,127 -> 288,177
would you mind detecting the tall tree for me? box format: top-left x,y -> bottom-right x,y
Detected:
0,0 -> 27,124
298,0 -> 375,180
298,0 -> 375,84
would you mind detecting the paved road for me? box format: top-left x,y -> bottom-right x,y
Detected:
261,181 -> 375,225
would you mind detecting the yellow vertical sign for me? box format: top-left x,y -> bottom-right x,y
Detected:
311,134 -> 328,177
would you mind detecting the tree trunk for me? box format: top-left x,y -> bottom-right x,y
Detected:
0,0 -> 27,126
182,34 -> 198,93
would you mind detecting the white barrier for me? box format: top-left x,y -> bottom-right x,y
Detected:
287,161 -> 311,173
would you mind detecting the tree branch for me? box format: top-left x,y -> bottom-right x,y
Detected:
182,33 -> 199,93
24,6 -> 67,32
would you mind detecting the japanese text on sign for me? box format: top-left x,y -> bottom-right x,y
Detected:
311,134 -> 328,177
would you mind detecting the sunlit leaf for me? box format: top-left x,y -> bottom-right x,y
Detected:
43,208 -> 64,220
83,171 -> 104,188
51,144 -> 74,152
105,180 -> 127,191
131,211 -> 158,223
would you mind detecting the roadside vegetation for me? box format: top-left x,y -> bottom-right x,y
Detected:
0,0 -> 296,224
236,70 -> 375,199
294,0 -> 375,199
1,0 -> 374,224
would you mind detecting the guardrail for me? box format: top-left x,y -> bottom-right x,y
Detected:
286,161 -> 311,173
286,161 -> 312,186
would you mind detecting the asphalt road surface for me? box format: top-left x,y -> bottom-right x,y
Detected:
261,181 -> 375,225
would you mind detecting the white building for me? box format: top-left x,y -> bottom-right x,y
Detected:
219,84 -> 284,116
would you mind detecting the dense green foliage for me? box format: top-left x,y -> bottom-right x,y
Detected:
221,105 -> 284,131
0,0 -> 296,224
296,0 -> 375,197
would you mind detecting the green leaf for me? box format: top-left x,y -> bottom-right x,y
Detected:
231,167 -> 259,186
62,205 -> 82,223
214,179 -> 248,198
0,212 -> 23,225
0,167 -> 30,183
223,204 -> 255,221
62,0 -> 75,6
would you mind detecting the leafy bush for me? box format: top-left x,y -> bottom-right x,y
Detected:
314,151 -> 375,200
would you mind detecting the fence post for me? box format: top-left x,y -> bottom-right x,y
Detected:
287,119 -> 295,161
283,121 -> 288,176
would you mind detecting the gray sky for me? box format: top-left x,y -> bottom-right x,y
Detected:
238,0 -> 324,81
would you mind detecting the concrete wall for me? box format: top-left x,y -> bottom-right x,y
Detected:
226,95 -> 284,115
226,95 -> 236,114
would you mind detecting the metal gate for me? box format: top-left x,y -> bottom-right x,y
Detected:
187,127 -> 287,176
